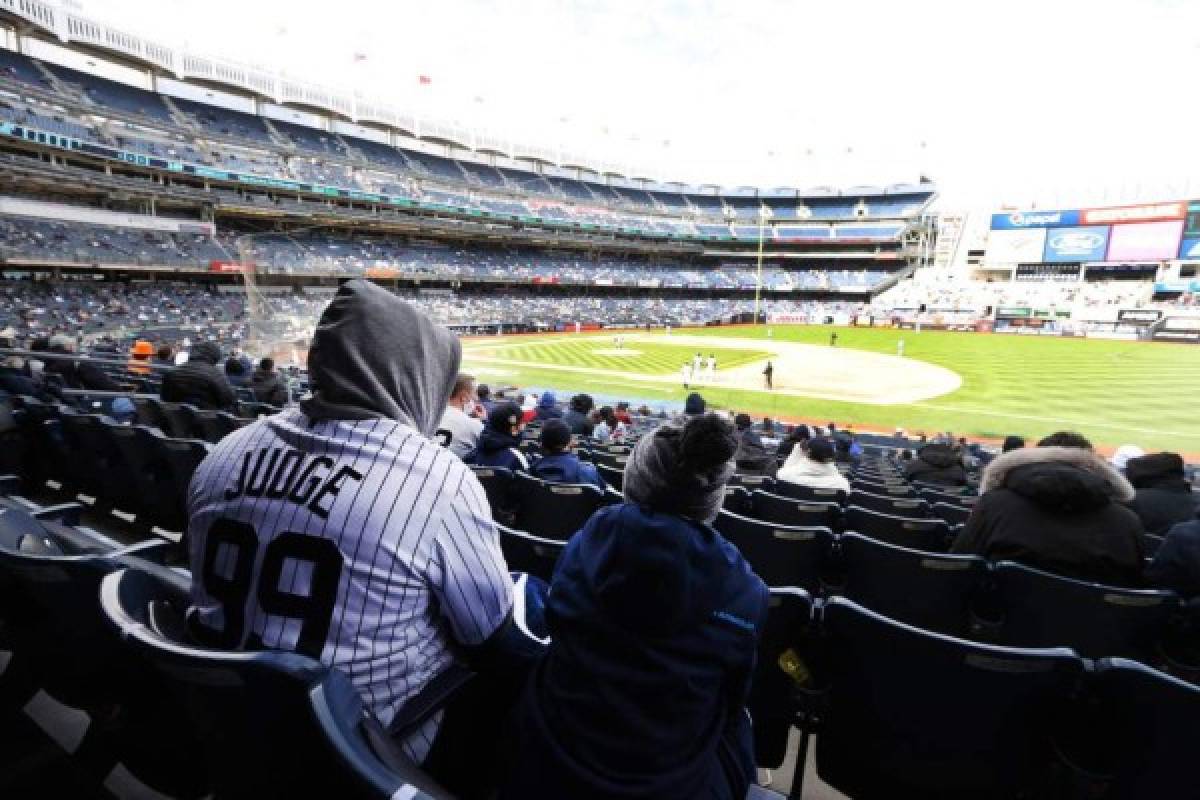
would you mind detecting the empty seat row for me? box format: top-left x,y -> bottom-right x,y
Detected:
752,592 -> 1197,800
13,399 -> 209,535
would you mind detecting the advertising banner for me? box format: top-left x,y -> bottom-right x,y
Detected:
1081,201 -> 1186,225
1105,220 -> 1185,261
1042,226 -> 1110,262
1178,238 -> 1200,260
987,228 -> 1047,263
990,209 -> 1079,230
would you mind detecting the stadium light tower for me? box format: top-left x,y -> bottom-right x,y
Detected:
753,204 -> 768,324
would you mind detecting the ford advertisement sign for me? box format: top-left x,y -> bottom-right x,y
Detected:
990,209 -> 1081,230
1042,226 -> 1110,262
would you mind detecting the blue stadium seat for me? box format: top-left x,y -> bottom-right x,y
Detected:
0,508 -> 207,795
832,532 -> 988,636
100,567 -> 450,799
846,488 -> 929,517
749,491 -> 840,529
746,587 -> 814,772
1088,658 -> 1200,799
497,523 -> 565,583
713,509 -> 832,592
980,561 -> 1184,662
771,481 -> 846,505
511,472 -> 606,540
842,504 -> 950,551
814,597 -> 1085,799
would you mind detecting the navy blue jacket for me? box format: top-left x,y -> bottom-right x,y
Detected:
502,503 -> 769,799
530,451 -> 605,491
1147,518 -> 1200,599
465,427 -> 529,472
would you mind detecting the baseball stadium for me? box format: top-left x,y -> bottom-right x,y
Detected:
0,1 -> 1198,799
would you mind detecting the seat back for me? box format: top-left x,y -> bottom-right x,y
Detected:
842,505 -> 950,551
772,481 -> 846,505
930,501 -> 972,526
817,597 -> 1084,799
723,485 -> 751,515
511,472 -> 605,540
595,462 -> 623,490
850,478 -> 914,498
988,561 -> 1182,660
848,489 -> 929,517
834,532 -> 988,636
1090,658 -> 1200,799
497,524 -> 566,582
747,588 -> 814,769
100,568 -> 448,799
749,490 -> 840,529
470,465 -> 516,521
713,510 -> 831,592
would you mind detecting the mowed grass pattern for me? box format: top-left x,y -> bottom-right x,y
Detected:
471,340 -> 769,375
464,326 -> 1200,454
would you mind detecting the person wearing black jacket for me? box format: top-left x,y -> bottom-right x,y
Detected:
904,442 -> 968,487
43,334 -> 121,391
1125,452 -> 1198,536
249,357 -> 288,406
951,433 -> 1145,586
733,413 -> 773,474
563,393 -> 594,436
161,341 -> 236,412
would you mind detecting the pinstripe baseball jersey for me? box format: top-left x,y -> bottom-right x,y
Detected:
186,407 -> 513,760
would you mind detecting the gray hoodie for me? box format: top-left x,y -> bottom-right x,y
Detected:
301,280 -> 461,436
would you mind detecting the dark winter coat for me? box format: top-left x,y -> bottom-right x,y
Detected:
465,427 -> 529,472
951,446 -> 1145,586
44,357 -> 122,392
904,443 -> 968,487
1146,519 -> 1200,598
563,408 -> 593,437
249,367 -> 288,406
733,427 -> 772,474
160,343 -> 236,412
502,502 -> 767,799
530,451 -> 604,491
1125,453 -> 1198,536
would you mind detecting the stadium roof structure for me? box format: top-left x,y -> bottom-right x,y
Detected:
0,0 -> 932,199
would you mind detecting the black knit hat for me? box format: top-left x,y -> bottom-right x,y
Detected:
540,419 -> 572,452
488,402 -> 522,432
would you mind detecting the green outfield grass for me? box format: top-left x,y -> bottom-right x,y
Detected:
463,326 -> 1200,454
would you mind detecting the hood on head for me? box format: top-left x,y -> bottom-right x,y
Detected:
190,342 -> 221,365
982,445 -> 1135,510
918,443 -> 960,468
301,280 -> 461,436
537,391 -> 557,409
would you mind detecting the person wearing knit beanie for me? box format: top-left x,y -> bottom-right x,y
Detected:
503,412 -> 767,799
623,412 -> 736,523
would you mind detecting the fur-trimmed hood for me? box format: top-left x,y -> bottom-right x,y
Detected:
982,446 -> 1135,507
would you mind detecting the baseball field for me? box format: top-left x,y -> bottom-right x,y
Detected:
461,325 -> 1200,455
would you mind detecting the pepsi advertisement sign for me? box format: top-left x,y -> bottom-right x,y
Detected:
1042,226 -> 1110,262
990,209 -> 1081,230
1180,238 -> 1200,260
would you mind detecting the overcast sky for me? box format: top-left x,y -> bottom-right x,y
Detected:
78,0 -> 1200,209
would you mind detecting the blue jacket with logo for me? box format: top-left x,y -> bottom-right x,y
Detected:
529,451 -> 605,491
502,502 -> 768,799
